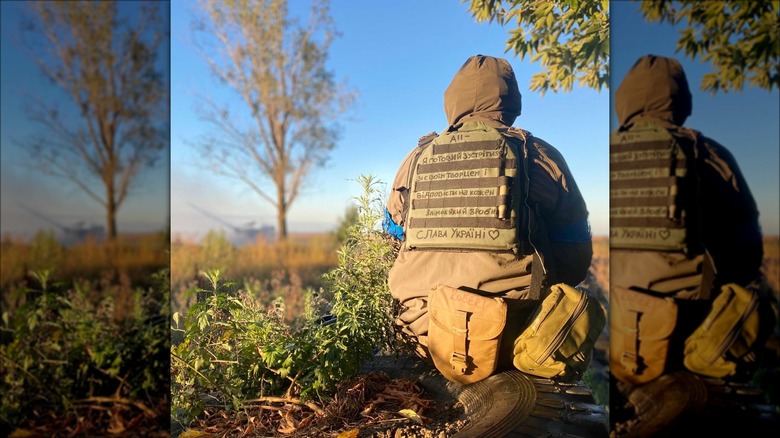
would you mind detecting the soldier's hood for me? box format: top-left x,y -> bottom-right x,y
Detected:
444,55 -> 522,128
615,54 -> 692,129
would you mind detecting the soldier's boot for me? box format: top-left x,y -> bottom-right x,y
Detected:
611,371 -> 706,438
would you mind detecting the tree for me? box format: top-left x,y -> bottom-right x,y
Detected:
465,0 -> 779,95
464,0 -> 609,94
637,0 -> 779,93
22,1 -> 167,240
192,0 -> 354,240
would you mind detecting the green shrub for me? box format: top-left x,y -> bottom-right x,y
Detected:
0,269 -> 170,428
170,175 -> 397,428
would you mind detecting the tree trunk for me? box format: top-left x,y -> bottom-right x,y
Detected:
107,188 -> 117,241
277,206 -> 288,241
276,183 -> 288,240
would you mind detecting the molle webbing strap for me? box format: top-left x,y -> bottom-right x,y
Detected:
412,195 -> 509,209
450,310 -> 469,374
417,158 -> 517,174
415,176 -> 511,191
610,127 -> 688,251
432,140 -> 500,154
408,217 -> 514,229
405,135 -> 518,252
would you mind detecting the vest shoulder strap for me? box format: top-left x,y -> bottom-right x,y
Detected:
505,127 -> 532,144
418,131 -> 438,147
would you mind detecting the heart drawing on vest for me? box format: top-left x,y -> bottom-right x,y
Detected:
659,229 -> 670,240
488,230 -> 500,240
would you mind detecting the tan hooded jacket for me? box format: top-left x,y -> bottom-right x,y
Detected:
611,55 -> 763,295
386,55 -> 592,344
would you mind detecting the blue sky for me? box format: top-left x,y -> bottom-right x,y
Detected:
170,0 -> 610,240
1,1 -> 609,242
611,2 -> 780,235
0,1 -> 170,239
2,1 -> 775,242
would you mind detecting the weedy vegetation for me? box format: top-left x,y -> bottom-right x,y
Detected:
0,269 -> 170,435
170,232 -> 339,318
1,231 -> 168,311
170,175 -> 398,430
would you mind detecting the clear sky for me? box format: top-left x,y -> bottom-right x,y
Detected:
611,2 -> 780,235
0,1 -> 170,240
170,0 -> 610,241
2,1 -> 775,244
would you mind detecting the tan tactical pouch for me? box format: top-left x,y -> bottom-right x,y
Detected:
513,283 -> 606,380
611,286 -> 678,385
684,283 -> 766,378
428,285 -> 507,384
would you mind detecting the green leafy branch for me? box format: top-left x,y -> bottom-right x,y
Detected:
170,175 -> 397,428
465,0 -> 609,94
637,0 -> 779,93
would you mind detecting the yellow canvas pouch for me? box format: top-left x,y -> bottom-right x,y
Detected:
610,286 -> 678,384
684,283 -> 764,378
427,285 -> 507,384
513,284 -> 606,380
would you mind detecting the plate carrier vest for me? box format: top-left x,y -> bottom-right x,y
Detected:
610,122 -> 696,252
610,121 -> 713,298
403,122 -> 544,298
404,122 -> 527,252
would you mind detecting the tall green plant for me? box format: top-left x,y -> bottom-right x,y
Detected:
0,269 -> 170,429
171,175 -> 396,427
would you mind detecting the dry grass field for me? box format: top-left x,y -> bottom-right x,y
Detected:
1,231 -> 168,312
170,231 -> 339,317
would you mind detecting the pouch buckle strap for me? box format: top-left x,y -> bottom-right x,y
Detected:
622,310 -> 642,373
450,310 -> 469,374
